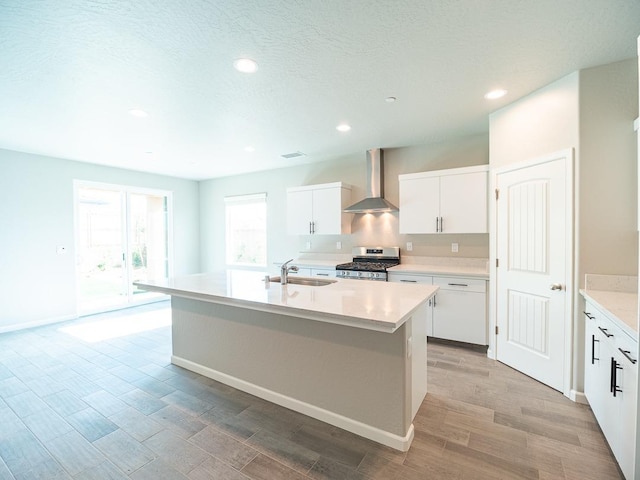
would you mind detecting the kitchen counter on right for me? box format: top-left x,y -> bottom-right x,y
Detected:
389,256 -> 489,279
580,273 -> 638,338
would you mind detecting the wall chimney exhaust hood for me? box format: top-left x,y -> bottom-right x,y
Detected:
343,148 -> 398,213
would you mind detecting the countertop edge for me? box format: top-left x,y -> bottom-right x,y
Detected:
135,281 -> 438,334
580,288 -> 638,340
387,265 -> 489,279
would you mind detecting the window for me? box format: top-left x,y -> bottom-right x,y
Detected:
225,193 -> 267,267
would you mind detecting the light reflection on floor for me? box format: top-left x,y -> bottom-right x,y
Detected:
59,306 -> 171,343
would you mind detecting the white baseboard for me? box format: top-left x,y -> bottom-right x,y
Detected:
0,314 -> 77,334
569,389 -> 588,405
172,355 -> 415,452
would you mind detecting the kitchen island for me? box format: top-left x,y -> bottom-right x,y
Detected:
135,270 -> 437,451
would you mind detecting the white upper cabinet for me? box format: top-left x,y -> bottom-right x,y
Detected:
399,165 -> 489,234
287,182 -> 352,235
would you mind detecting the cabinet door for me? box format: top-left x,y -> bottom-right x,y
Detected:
440,171 -> 488,233
388,274 -> 434,336
287,189 -> 313,235
432,289 -> 486,345
399,177 -> 440,234
583,310 -> 603,415
594,331 -> 617,446
312,187 -> 343,235
617,351 -> 637,480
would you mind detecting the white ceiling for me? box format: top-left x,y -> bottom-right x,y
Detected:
1,1 -> 639,180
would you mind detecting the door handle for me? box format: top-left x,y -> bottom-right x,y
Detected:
550,283 -> 563,291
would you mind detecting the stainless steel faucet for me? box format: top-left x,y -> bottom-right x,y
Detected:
280,259 -> 299,284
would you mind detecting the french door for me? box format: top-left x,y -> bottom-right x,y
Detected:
75,182 -> 172,314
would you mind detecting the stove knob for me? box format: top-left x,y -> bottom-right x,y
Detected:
357,272 -> 362,277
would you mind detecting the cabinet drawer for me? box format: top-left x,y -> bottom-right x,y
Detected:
310,268 -> 337,278
434,276 -> 486,293
388,273 -> 433,284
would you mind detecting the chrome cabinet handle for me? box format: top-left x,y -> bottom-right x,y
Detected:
440,217 -> 443,232
619,348 -> 637,365
447,283 -> 468,287
584,311 -> 595,320
315,273 -> 329,277
400,279 -> 417,283
435,217 -> 439,232
550,283 -> 563,291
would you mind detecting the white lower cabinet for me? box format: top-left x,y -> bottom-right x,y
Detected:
289,266 -> 337,278
388,273 -> 434,336
583,301 -> 637,480
388,273 -> 487,345
432,277 -> 487,345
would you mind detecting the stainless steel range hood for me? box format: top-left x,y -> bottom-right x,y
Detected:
344,148 -> 399,213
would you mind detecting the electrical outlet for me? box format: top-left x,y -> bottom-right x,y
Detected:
406,242 -> 413,252
336,241 -> 342,250
451,242 -> 459,253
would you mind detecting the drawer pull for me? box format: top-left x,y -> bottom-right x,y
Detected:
583,311 -> 595,320
598,326 -> 613,338
619,348 -> 637,365
447,283 -> 468,287
591,335 -> 599,364
401,279 -> 417,283
611,357 -> 623,397
315,273 -> 329,276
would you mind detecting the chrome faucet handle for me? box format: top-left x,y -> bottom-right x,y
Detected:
281,259 -> 295,284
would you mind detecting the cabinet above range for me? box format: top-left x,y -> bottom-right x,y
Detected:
399,164 -> 488,234
287,182 -> 352,235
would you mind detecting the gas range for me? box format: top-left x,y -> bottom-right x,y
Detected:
335,247 -> 400,281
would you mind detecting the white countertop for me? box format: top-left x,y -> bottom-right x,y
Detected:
291,259 -> 341,268
580,288 -> 638,339
388,264 -> 489,278
135,270 -> 438,333
291,255 -> 490,278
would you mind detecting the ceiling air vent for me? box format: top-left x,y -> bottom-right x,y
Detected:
281,151 -> 306,159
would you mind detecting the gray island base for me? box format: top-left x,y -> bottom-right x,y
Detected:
136,271 -> 437,451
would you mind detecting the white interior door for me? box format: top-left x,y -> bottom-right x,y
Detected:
495,152 -> 572,392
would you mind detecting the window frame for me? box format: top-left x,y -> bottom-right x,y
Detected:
224,192 -> 268,269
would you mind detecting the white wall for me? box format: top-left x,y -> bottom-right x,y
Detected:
579,59 -> 639,278
489,59 -> 638,396
199,134 -> 490,274
490,71 -> 580,168
0,148 -> 200,331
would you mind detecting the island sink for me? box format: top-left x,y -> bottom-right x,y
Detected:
266,275 -> 337,286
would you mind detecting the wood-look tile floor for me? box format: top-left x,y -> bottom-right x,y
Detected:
0,302 -> 623,479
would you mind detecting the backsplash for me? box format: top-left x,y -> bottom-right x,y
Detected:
584,274 -> 638,293
295,212 -> 489,259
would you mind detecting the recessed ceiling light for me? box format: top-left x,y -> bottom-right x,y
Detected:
234,58 -> 258,73
484,89 -> 507,100
385,96 -> 397,103
244,146 -> 255,152
336,124 -> 351,132
128,108 -> 149,117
